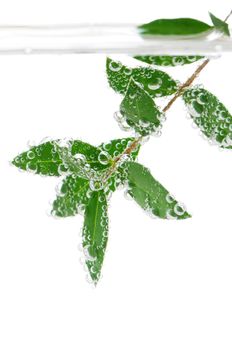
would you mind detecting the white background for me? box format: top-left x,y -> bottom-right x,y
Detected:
1,0 -> 232,349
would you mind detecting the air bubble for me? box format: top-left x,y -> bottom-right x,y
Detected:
27,150 -> 35,160
58,163 -> 69,176
124,67 -> 132,76
174,203 -> 186,216
83,245 -> 96,262
74,153 -> 86,164
187,102 -> 202,118
166,209 -> 176,220
26,161 -> 37,173
55,182 -> 66,196
99,194 -> 105,203
56,139 -> 72,149
196,93 -> 207,105
139,119 -> 151,128
124,189 -> 132,201
98,151 -> 111,165
109,61 -> 122,72
89,179 -> 104,191
166,193 -> 175,204
114,111 -> 123,122
148,78 -> 162,91
172,56 -> 184,66
27,140 -> 36,148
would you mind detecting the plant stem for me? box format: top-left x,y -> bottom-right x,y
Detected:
224,9 -> 232,22
162,57 -> 209,113
102,10 -> 232,183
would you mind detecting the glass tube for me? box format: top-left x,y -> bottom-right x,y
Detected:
0,24 -> 231,55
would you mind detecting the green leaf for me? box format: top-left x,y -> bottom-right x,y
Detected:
52,175 -> 90,217
138,18 -> 212,36
82,190 -> 109,284
209,12 -> 230,37
12,140 -> 64,176
126,162 -> 190,219
106,57 -> 177,97
120,78 -> 162,136
12,139 -> 101,176
182,87 -> 232,148
134,55 -> 204,67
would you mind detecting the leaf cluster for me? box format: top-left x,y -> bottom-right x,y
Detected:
12,12 -> 231,284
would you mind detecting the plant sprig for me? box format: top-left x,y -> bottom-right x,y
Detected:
12,11 -> 232,285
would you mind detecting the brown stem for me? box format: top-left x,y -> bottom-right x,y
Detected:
224,9 -> 232,22
102,136 -> 142,181
162,58 -> 209,113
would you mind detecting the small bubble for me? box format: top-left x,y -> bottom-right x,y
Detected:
83,245 -> 96,262
124,67 -> 132,75
166,193 -> 175,204
124,188 -> 132,201
172,56 -> 184,66
73,153 -> 86,164
166,209 -> 176,220
109,61 -> 122,72
27,151 -> 35,160
27,140 -> 36,148
174,203 -> 186,216
148,78 -> 162,91
113,111 -> 123,122
89,179 -> 104,192
26,161 -> 37,173
196,93 -> 207,105
98,151 -> 111,165
58,163 -> 69,176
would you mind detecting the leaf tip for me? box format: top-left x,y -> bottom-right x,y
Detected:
11,156 -> 22,170
209,12 -> 230,37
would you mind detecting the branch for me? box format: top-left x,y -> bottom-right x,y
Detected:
102,9 -> 232,183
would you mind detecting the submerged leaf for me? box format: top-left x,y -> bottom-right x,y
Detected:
12,139 -> 100,176
52,175 -> 90,217
106,57 -> 177,96
120,78 -> 162,135
209,12 -> 230,37
82,190 -> 109,284
126,162 -> 190,219
138,17 -> 212,36
134,55 -> 204,67
183,87 -> 232,148
12,141 -> 63,176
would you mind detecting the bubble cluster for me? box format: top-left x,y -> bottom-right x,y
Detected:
119,77 -> 165,137
134,55 -> 203,67
125,162 -> 190,220
80,191 -> 109,284
183,87 -> 232,148
107,57 -> 177,97
12,140 -> 63,176
52,175 -> 89,217
113,111 -> 133,131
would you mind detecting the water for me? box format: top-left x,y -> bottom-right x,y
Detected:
0,16 -> 232,349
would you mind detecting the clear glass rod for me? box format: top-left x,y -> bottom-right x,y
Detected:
0,24 -> 231,55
